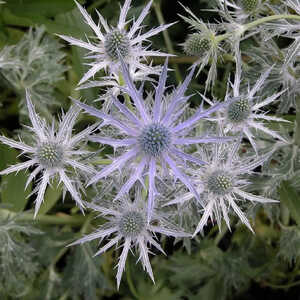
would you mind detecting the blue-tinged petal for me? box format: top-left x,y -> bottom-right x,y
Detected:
57,105 -> 80,141
161,65 -> 196,125
173,136 -> 233,145
111,96 -> 143,127
57,35 -> 100,52
0,136 -> 34,153
234,188 -> 278,203
26,90 -> 46,140
74,0 -> 105,41
88,148 -> 138,185
172,101 -> 225,133
147,157 -> 156,223
94,236 -> 121,258
137,237 -> 154,283
90,136 -> 137,148
132,22 -> 176,45
170,147 -> 206,166
163,153 -> 203,206
118,0 -> 131,29
0,159 -> 36,175
193,200 -> 215,237
116,238 -> 131,289
128,0 -> 152,38
59,170 -> 85,211
73,99 -> 139,136
226,194 -> 254,233
34,171 -> 50,218
153,59 -> 168,122
119,57 -> 150,123
78,62 -> 108,85
115,157 -> 147,200
69,228 -> 119,246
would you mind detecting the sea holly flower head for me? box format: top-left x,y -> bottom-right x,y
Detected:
217,0 -> 263,21
217,53 -> 289,152
69,194 -> 189,289
180,4 -> 224,91
75,58 -> 231,222
58,0 -> 173,86
167,142 -> 278,236
0,91 -> 95,217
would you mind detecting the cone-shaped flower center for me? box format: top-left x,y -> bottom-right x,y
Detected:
139,123 -> 171,157
227,98 -> 251,123
241,0 -> 258,13
207,171 -> 233,195
37,142 -> 64,168
104,29 -> 130,60
184,34 -> 211,57
119,211 -> 145,238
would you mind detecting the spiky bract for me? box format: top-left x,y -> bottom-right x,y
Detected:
58,0 -> 173,86
69,195 -> 189,289
167,142 -> 278,235
0,91 -> 95,217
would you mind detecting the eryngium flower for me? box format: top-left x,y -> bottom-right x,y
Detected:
180,5 -> 224,91
58,0 -> 173,85
75,59 -> 230,222
167,142 -> 278,235
218,0 -> 262,20
217,52 -> 288,152
69,195 -> 189,289
0,91 -> 95,217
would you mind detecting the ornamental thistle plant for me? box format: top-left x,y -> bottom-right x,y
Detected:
0,0 -> 300,298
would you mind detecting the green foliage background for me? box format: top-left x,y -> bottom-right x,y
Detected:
0,0 -> 300,299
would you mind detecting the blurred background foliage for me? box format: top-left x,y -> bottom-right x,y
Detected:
0,0 -> 300,299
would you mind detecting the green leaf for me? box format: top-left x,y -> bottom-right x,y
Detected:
0,144 -> 31,212
191,278 -> 225,300
279,181 -> 300,225
5,0 -> 79,18
38,178 -> 62,215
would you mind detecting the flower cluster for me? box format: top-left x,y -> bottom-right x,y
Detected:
1,0 -> 298,290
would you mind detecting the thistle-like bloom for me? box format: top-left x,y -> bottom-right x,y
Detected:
167,142 -> 278,236
75,59 -> 230,221
58,0 -> 173,86
70,194 -> 189,289
216,53 -> 288,152
0,91 -> 95,217
217,0 -> 263,21
180,5 -> 224,91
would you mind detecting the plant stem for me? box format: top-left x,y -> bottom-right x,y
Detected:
151,53 -> 235,65
262,279 -> 300,289
216,14 -> 300,43
118,72 -> 135,111
244,14 -> 300,32
126,260 -> 139,299
152,1 -> 182,83
0,208 -> 85,226
93,158 -> 112,165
